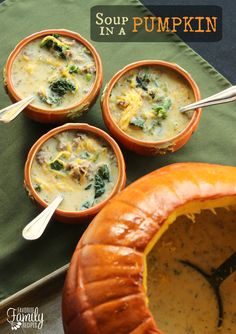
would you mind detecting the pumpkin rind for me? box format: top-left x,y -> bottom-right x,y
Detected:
62,163 -> 236,334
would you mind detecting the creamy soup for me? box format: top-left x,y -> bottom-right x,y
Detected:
30,130 -> 118,211
109,66 -> 195,141
11,34 -> 96,109
147,207 -> 236,334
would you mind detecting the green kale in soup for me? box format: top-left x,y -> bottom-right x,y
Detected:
129,117 -> 145,129
31,131 -> 118,212
97,164 -> 110,182
136,73 -> 150,91
49,79 -> 76,97
94,164 -> 111,199
38,92 -> 61,106
40,35 -> 70,60
109,65 -> 195,141
38,79 -> 76,106
50,160 -> 64,171
84,183 -> 92,190
80,201 -> 92,210
94,174 -> 106,198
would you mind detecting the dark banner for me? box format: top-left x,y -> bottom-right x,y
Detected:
91,5 -> 222,42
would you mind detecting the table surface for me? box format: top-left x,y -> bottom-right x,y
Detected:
141,0 -> 235,84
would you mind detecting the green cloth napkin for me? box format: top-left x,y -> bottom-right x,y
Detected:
0,0 -> 235,300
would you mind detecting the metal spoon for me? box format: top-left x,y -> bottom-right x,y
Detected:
22,195 -> 63,240
180,85 -> 236,112
180,252 -> 236,327
0,95 -> 35,123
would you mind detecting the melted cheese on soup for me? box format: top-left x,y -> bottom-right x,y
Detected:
109,66 -> 195,141
11,35 -> 96,109
30,130 -> 118,211
147,208 -> 236,334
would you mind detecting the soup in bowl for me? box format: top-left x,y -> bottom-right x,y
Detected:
102,60 -> 201,155
4,29 -> 103,123
24,123 -> 126,223
147,207 -> 236,334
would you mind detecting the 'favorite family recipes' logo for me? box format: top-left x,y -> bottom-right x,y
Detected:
7,307 -> 44,331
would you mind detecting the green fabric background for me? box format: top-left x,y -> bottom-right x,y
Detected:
0,0 -> 235,300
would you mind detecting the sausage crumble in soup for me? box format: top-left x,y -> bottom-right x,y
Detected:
30,130 -> 118,211
109,66 -> 195,141
11,34 -> 96,109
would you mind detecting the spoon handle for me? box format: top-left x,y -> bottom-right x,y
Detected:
180,85 -> 236,112
22,195 -> 63,240
210,251 -> 236,287
179,252 -> 236,328
0,95 -> 35,123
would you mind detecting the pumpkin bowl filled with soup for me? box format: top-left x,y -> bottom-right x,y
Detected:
4,29 -> 103,123
102,60 -> 201,155
24,123 -> 126,223
62,163 -> 236,334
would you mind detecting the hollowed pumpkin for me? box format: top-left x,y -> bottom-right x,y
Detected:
62,163 -> 236,334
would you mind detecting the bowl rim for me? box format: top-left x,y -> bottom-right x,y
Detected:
5,29 -> 103,115
24,123 -> 126,218
101,60 -> 202,147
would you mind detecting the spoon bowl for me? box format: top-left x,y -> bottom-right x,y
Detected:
22,195 -> 63,240
0,95 -> 35,123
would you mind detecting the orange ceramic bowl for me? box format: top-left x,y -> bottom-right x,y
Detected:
101,60 -> 202,156
4,29 -> 103,123
24,123 -> 126,223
